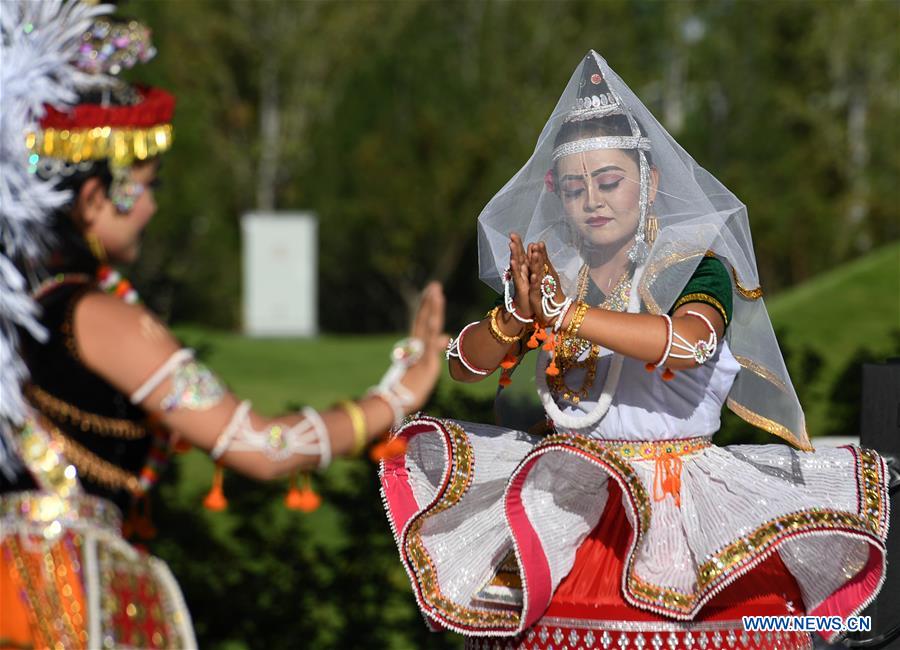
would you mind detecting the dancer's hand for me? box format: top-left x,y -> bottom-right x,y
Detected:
528,241 -> 568,328
398,282 -> 449,412
507,233 -> 533,320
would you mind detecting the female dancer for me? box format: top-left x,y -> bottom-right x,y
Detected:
380,51 -> 888,649
0,4 -> 445,648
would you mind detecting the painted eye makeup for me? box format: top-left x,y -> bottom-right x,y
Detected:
561,180 -> 585,200
594,173 -> 624,191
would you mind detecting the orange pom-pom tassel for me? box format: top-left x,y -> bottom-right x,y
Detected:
535,327 -> 548,342
542,331 -> 556,352
173,438 -> 193,454
546,359 -> 560,377
662,368 -> 675,381
285,474 -> 321,513
500,352 -> 517,370
203,465 -> 228,511
499,373 -> 512,388
370,436 -> 408,462
526,330 -> 539,349
645,363 -> 656,373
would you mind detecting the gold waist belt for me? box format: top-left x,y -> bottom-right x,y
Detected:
0,491 -> 122,540
597,436 -> 711,461
596,437 -> 712,507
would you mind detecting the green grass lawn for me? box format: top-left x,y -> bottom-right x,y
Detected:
173,330 -> 498,415
766,241 -> 900,436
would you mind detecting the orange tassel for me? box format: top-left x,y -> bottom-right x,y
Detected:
546,359 -> 560,377
498,373 -> 512,388
645,362 -> 656,373
370,436 -> 408,462
285,474 -> 321,513
653,452 -> 683,507
500,352 -> 517,370
526,330 -> 539,349
203,465 -> 228,511
662,368 -> 675,381
541,330 -> 556,352
535,327 -> 548,342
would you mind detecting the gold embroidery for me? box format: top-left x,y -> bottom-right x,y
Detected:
638,248 -> 761,314
402,419 -> 520,629
536,436 -> 884,618
4,535 -> 87,648
732,267 -> 763,300
598,437 -> 710,462
637,249 -> 708,315
732,356 -> 789,392
671,293 -> 729,325
0,492 -> 123,536
726,398 -> 813,451
26,384 -> 148,440
627,447 -> 885,616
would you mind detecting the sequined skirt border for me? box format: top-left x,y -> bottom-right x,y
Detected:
380,416 -> 889,641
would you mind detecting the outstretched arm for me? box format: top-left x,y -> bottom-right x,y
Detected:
72,283 -> 447,480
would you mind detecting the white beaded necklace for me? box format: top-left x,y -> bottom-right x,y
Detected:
535,266 -> 643,432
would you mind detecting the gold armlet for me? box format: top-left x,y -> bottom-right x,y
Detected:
337,400 -> 368,456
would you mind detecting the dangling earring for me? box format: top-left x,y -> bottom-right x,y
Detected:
86,232 -> 107,263
646,201 -> 659,247
627,213 -> 649,264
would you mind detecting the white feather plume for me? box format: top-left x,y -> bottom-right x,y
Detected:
0,0 -> 113,476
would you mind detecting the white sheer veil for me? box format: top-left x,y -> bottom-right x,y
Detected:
477,51 -> 810,450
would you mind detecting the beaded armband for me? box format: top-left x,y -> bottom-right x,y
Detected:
130,349 -> 225,412
369,337 -> 423,429
446,322 -> 491,376
210,400 -> 332,470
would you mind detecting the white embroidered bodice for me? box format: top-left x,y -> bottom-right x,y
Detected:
545,340 -> 741,441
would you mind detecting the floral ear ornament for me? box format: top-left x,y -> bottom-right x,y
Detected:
544,168 -> 556,194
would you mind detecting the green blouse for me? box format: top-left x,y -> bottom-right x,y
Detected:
670,256 -> 733,327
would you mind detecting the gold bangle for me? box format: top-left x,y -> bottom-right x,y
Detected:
487,306 -> 523,345
337,400 -> 368,456
564,301 -> 589,337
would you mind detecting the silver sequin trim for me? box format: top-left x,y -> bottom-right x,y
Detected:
539,618 -> 747,632
551,136 -> 652,162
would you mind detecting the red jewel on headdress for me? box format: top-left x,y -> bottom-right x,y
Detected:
544,168 -> 556,193
590,73 -> 602,85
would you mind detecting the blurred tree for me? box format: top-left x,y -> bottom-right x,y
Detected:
125,0 -> 898,329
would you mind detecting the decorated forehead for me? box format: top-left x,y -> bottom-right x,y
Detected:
550,54 -> 651,164
26,15 -> 174,175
